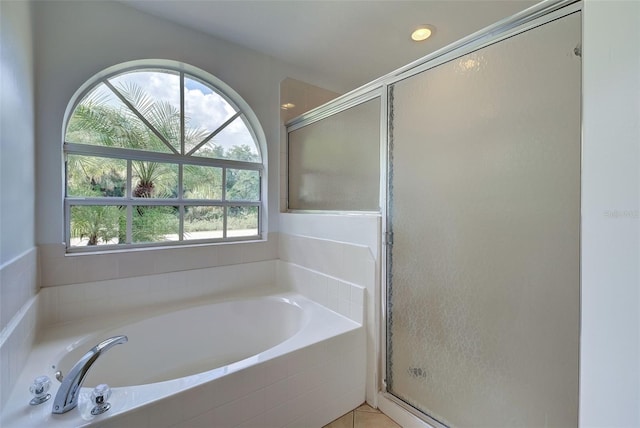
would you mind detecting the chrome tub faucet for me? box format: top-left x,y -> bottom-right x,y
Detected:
52,335 -> 128,414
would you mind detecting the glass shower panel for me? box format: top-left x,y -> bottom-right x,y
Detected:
288,98 -> 380,211
387,12 -> 581,427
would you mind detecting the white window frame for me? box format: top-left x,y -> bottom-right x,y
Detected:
63,61 -> 267,253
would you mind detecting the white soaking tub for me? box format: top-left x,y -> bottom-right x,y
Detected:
1,292 -> 366,428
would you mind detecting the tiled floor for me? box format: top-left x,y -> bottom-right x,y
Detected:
323,404 -> 401,428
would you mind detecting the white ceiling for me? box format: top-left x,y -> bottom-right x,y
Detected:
120,0 -> 537,91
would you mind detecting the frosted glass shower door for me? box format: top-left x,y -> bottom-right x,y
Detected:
386,12 -> 581,427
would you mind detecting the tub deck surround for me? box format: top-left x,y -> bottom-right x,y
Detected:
1,291 -> 366,428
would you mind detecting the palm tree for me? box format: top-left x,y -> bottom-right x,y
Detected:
66,81 -> 187,244
70,205 -> 121,245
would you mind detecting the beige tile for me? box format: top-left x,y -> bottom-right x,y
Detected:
354,410 -> 401,428
355,404 -> 380,413
323,411 -> 354,428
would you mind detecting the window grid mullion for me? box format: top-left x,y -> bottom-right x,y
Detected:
179,205 -> 185,241
126,160 -> 132,199
126,159 -> 132,244
64,142 -> 263,172
222,167 -> 227,203
178,160 -> 184,242
180,72 -> 185,156
222,168 -> 227,239
66,198 -> 260,207
223,206 -> 228,240
64,201 -> 71,247
178,164 -> 183,199
126,205 -> 132,244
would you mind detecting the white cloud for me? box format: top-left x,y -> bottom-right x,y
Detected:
184,85 -> 235,133
111,71 -> 180,109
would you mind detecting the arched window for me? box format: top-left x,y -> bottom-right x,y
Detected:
64,63 -> 265,251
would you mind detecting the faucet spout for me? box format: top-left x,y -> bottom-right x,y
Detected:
52,335 -> 128,414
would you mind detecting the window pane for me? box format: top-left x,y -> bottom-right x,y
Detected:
70,205 -> 125,247
226,169 -> 260,201
132,161 -> 178,198
132,206 -> 179,243
227,206 -> 258,237
66,83 -> 117,146
66,83 -> 174,154
184,206 -> 224,240
183,165 -> 222,200
193,116 -> 260,162
184,77 -> 236,154
109,70 -> 181,153
67,155 -> 126,197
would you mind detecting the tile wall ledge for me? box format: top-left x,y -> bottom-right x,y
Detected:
278,231 -> 377,261
0,293 -> 39,409
277,261 -> 366,325
0,246 -> 39,333
279,213 -> 381,257
0,294 -> 38,346
278,233 -> 376,287
0,246 -> 37,271
38,233 -> 278,287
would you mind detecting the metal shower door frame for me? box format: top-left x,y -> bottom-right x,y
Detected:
380,1 -> 582,425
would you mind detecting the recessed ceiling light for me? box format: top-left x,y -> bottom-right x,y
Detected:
281,102 -> 296,110
411,26 -> 433,42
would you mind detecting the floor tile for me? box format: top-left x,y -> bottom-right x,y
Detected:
355,404 -> 379,413
323,411 -> 354,428
354,410 -> 401,428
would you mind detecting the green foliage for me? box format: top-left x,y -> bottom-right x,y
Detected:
67,155 -> 126,198
70,206 -> 122,245
184,206 -> 224,233
67,155 -> 126,246
227,169 -> 260,201
183,165 -> 223,200
225,145 -> 261,201
226,144 -> 260,162
132,206 -> 178,243
132,161 -> 176,198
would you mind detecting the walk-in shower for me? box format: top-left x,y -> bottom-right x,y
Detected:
286,1 -> 582,425
385,7 -> 581,426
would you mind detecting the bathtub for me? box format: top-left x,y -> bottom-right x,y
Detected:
1,291 -> 366,428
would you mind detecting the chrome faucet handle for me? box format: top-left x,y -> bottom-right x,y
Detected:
52,335 -> 127,414
90,384 -> 112,415
29,375 -> 52,405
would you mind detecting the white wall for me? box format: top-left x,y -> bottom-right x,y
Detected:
581,1 -> 640,426
0,0 -> 39,408
0,0 -> 39,328
0,1 -> 36,265
32,0 -> 343,285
